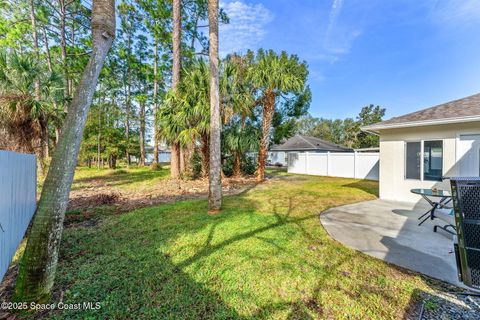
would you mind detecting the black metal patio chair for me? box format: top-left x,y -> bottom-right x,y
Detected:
450,177 -> 480,290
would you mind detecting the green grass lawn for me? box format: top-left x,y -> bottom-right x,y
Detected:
47,173 -> 433,319
71,165 -> 170,191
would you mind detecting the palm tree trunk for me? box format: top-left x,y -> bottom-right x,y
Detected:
233,153 -> 241,177
201,133 -> 209,177
180,147 -> 185,172
170,143 -> 181,178
208,0 -> 222,212
170,0 -> 181,179
14,0 -> 115,303
257,89 -> 275,182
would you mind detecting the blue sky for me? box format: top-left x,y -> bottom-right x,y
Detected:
219,0 -> 480,120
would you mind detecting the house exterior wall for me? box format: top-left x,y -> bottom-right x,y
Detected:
378,121 -> 480,203
268,151 -> 287,166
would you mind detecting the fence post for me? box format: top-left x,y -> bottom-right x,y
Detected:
305,152 -> 309,174
354,151 -> 358,179
326,152 -> 330,177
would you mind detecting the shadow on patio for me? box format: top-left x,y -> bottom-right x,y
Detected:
320,199 -> 461,286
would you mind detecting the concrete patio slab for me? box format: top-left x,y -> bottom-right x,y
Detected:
321,199 -> 461,287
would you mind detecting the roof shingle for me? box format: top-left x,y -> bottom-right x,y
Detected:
362,93 -> 480,132
270,135 -> 352,152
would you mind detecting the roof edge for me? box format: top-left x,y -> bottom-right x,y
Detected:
361,115 -> 480,133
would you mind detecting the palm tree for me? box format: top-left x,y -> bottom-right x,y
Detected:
0,50 -> 62,174
14,0 -> 116,302
208,0 -> 221,212
220,54 -> 255,125
220,54 -> 256,175
250,50 -> 309,181
178,59 -> 210,175
157,59 -> 211,176
222,122 -> 259,176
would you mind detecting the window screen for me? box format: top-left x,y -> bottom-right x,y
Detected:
423,140 -> 443,181
406,142 -> 421,179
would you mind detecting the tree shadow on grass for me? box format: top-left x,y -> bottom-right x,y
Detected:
71,168 -> 169,190
53,192 -> 328,319
343,180 -> 379,197
49,180 -> 416,319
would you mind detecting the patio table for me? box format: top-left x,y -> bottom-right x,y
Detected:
410,188 -> 452,226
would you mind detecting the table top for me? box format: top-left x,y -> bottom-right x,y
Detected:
410,188 -> 451,197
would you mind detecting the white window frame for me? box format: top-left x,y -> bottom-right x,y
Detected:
404,139 -> 444,181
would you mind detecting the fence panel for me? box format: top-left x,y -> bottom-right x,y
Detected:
306,153 -> 328,176
288,152 -> 307,174
355,153 -> 380,180
287,151 -> 379,180
329,153 -> 355,178
0,150 -> 36,281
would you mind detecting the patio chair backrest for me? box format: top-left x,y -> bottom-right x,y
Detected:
450,177 -> 480,289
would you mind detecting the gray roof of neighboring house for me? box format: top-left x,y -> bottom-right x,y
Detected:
362,93 -> 480,132
270,135 -> 352,152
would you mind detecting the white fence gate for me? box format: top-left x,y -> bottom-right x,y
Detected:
0,151 -> 36,281
288,152 -> 379,180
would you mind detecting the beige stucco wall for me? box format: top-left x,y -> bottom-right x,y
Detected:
378,121 -> 480,203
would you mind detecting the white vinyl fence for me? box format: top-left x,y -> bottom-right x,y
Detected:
288,152 -> 379,180
0,151 -> 36,281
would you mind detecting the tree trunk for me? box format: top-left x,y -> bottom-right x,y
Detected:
208,0 -> 222,212
14,0 -> 115,303
172,0 -> 181,92
58,0 -> 69,111
97,101 -> 102,170
170,0 -> 181,179
233,153 -> 241,177
152,35 -> 159,166
201,133 -> 209,177
108,154 -> 117,169
29,0 -> 40,101
30,0 -> 49,171
179,147 -> 185,173
37,118 -> 48,177
125,29 -> 132,166
41,119 -> 49,159
257,89 -> 276,182
42,26 -> 61,146
170,143 -> 181,179
139,100 -> 146,166
125,97 -> 131,166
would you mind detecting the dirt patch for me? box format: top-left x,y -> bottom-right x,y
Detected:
66,176 -> 259,224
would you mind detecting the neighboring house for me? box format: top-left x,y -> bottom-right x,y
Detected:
362,93 -> 480,202
269,135 -> 352,166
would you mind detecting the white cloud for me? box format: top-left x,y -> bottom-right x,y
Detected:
322,0 -> 363,57
325,0 -> 344,41
219,1 -> 273,56
430,0 -> 480,25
